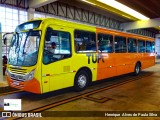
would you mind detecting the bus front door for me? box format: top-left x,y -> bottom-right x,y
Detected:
42,25 -> 73,93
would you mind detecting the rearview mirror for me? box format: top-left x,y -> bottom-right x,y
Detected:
3,37 -> 7,45
2,32 -> 14,45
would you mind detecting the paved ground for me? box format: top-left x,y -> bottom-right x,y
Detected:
0,76 -> 7,87
39,62 -> 160,120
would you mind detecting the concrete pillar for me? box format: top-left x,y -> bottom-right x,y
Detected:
155,34 -> 160,59
0,23 -> 3,81
28,8 -> 35,20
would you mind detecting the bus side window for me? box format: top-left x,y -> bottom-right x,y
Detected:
128,38 -> 137,53
138,40 -> 145,53
146,41 -> 152,53
115,36 -> 127,53
151,42 -> 155,53
98,33 -> 113,53
43,27 -> 71,64
74,30 -> 96,53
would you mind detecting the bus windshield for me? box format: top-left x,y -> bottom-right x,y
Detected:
8,30 -> 41,66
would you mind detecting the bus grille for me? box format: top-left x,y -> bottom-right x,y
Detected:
9,67 -> 27,75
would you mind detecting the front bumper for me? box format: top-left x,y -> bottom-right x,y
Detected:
6,75 -> 41,94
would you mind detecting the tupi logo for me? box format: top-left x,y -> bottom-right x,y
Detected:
86,54 -> 104,64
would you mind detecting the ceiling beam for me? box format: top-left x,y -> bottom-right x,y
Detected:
29,0 -> 57,8
121,18 -> 160,31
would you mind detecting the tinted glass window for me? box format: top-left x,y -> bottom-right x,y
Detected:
151,42 -> 155,53
98,33 -> 113,53
146,41 -> 152,53
43,27 -> 71,64
74,30 -> 96,53
115,36 -> 127,53
128,38 -> 137,53
138,40 -> 145,53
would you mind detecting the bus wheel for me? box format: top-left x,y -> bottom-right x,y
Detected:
74,70 -> 89,91
134,63 -> 141,76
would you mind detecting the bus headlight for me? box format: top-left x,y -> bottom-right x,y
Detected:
28,70 -> 35,80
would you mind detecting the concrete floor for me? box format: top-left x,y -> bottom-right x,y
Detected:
41,63 -> 160,120
1,60 -> 160,120
0,76 -> 7,87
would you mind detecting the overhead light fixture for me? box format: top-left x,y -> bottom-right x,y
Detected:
121,14 -> 132,19
97,0 -> 149,20
81,0 -> 96,5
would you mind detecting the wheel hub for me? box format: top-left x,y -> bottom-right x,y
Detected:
78,74 -> 87,88
136,66 -> 139,73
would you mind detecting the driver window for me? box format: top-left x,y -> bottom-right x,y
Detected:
43,27 -> 71,64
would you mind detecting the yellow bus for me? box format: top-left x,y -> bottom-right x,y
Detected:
5,18 -> 155,94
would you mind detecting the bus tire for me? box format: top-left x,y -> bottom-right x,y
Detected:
74,70 -> 89,92
134,63 -> 141,76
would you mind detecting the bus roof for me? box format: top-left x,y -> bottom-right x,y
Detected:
28,17 -> 154,40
